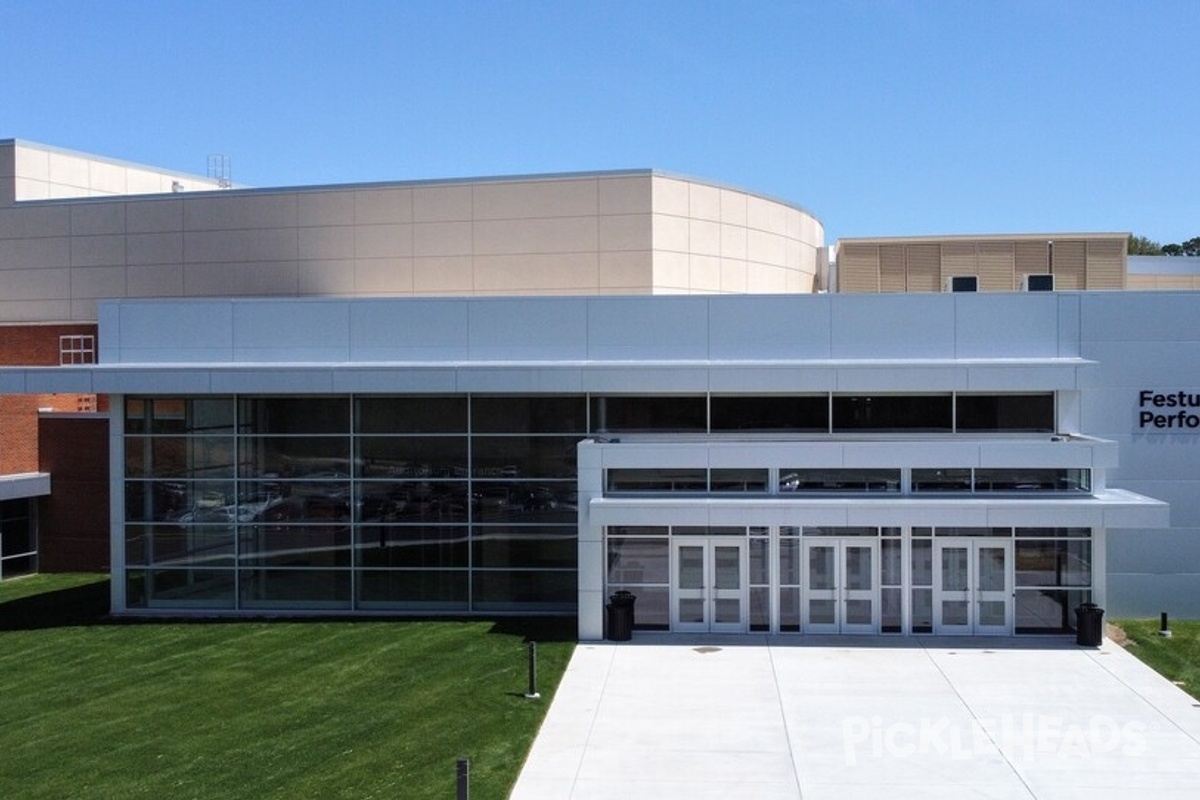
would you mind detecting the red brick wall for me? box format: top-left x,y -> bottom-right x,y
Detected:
37,415 -> 110,572
0,324 -> 102,474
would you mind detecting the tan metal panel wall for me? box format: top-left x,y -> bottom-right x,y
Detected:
879,244 -> 906,292
978,241 -> 1016,290
941,242 -> 976,286
1086,239 -> 1126,289
906,243 -> 941,292
1052,240 -> 1087,290
1015,241 -> 1050,275
838,244 -> 880,292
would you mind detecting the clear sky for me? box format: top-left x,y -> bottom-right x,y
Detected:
1,0 -> 1196,244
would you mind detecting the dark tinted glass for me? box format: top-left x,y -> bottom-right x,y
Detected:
957,394 -> 1054,432
590,396 -> 707,432
711,396 -> 827,432
472,396 -> 587,433
832,395 -> 952,432
356,397 -> 467,433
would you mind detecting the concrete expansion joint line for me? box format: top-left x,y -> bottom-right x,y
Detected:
1086,646 -> 1200,748
766,644 -> 805,798
917,639 -> 1037,799
566,644 -> 618,798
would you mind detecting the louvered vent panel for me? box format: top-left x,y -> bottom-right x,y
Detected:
1015,241 -> 1050,275
1053,240 -> 1087,290
905,244 -> 941,292
879,244 -> 906,292
838,244 -> 880,292
1086,239 -> 1126,289
941,243 -> 977,284
978,242 -> 1016,291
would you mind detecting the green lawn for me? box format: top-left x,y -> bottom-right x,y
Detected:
1113,618 -> 1200,701
0,574 -> 575,799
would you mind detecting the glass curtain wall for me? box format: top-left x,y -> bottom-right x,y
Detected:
123,395 -> 583,612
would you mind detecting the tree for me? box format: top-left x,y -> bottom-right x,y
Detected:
1128,235 -> 1163,255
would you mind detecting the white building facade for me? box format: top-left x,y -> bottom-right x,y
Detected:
4,290 -> 1187,638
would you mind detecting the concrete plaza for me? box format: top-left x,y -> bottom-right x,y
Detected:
511,635 -> 1200,799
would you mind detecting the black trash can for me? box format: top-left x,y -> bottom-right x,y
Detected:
606,591 -> 636,641
1075,602 -> 1104,647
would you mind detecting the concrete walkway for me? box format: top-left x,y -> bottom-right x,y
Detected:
511,635 -> 1200,799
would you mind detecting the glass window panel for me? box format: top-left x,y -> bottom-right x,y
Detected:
678,546 -> 705,590
714,598 -> 741,624
473,436 -> 578,479
833,394 -> 952,432
749,539 -> 769,585
472,481 -> 576,523
881,540 -> 902,587
941,547 -> 969,592
589,396 -> 707,433
802,526 -> 879,537
1016,527 -> 1091,538
978,600 -> 1007,627
956,394 -> 1054,432
356,396 -> 467,434
473,527 -> 577,569
608,526 -> 669,537
358,526 -> 468,569
1016,541 -> 1091,587
711,468 -> 769,492
846,599 -> 873,625
240,397 -> 351,435
125,480 -> 237,523
1015,588 -> 1090,634
911,540 -> 933,586
780,469 -> 900,493
125,437 -> 236,479
942,600 -> 969,626
882,588 -> 902,633
750,587 -> 770,632
679,598 -> 705,624
239,435 -> 353,480
779,587 -> 801,632
239,569 -> 351,609
912,469 -> 972,492
911,588 -> 933,633
128,398 -> 236,435
978,547 -> 1007,592
471,396 -> 586,434
935,527 -> 1011,537
238,525 -> 351,567
471,570 -> 576,611
808,546 -> 835,590
126,569 -> 236,609
357,436 -> 469,478
809,598 -> 836,625
714,546 -> 741,590
606,585 -> 668,630
124,524 -> 235,567
0,554 -> 36,578
357,569 -> 468,609
710,395 -> 828,432
779,539 -> 801,585
845,546 -> 874,590
1,516 -> 32,556
607,468 -> 707,493
974,469 -> 1091,493
607,537 -> 669,584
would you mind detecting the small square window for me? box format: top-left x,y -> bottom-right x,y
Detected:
60,335 -> 96,365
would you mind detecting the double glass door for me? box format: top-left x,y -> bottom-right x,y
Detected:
934,538 -> 1013,635
672,538 -> 747,633
802,539 -> 878,634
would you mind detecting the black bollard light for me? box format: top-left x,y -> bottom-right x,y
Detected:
525,641 -> 540,699
1159,611 -> 1173,638
456,757 -> 469,800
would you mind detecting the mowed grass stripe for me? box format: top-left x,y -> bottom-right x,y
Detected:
0,575 -> 575,799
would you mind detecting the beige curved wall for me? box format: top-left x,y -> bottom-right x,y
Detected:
0,151 -> 825,323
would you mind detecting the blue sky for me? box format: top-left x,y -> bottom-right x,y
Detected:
1,1 -> 1196,244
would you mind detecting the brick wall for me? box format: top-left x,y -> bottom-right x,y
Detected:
37,415 -> 110,572
0,323 -> 102,474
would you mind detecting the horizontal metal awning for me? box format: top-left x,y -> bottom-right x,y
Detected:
588,489 -> 1169,530
0,473 -> 51,501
